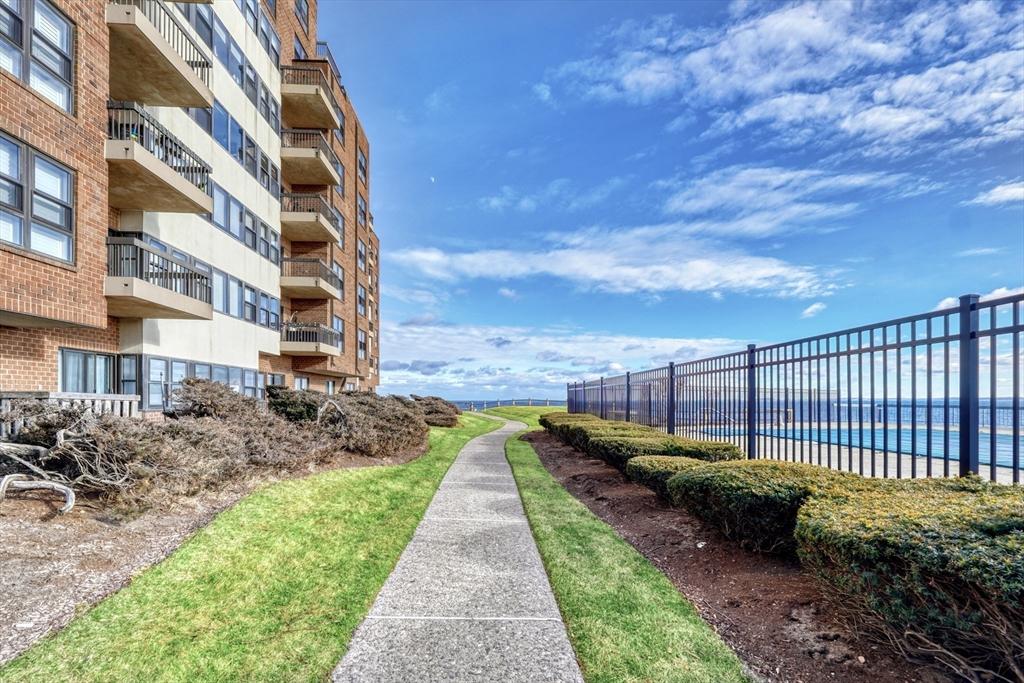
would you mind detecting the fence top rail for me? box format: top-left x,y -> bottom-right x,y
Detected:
0,392 -> 141,401
107,235 -> 202,273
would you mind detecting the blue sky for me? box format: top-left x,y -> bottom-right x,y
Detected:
319,0 -> 1024,399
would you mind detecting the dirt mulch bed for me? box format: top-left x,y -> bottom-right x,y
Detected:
0,447 -> 424,667
524,431 -> 949,683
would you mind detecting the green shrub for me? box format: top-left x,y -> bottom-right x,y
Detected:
586,436 -> 680,469
666,460 -> 869,553
625,456 -> 705,499
564,422 -> 661,451
796,481 -> 1024,680
539,412 -> 600,439
656,438 -> 743,462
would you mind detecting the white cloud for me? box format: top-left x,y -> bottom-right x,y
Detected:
546,1 -> 1024,157
478,177 -> 626,213
965,181 -> 1024,206
955,246 -> 1003,257
393,222 -> 838,298
378,319 -> 746,397
661,164 -> 911,237
497,287 -> 519,300
424,82 -> 458,113
800,302 -> 827,318
934,286 -> 1024,311
532,82 -> 554,105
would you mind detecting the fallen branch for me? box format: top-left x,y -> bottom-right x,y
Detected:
0,473 -> 76,514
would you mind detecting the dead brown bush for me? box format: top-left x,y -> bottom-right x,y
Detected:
0,379 -> 432,512
410,395 -> 461,428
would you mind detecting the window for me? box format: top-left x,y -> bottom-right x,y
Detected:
357,284 -> 366,317
59,349 -> 114,394
259,292 -> 270,326
229,367 -> 242,393
213,365 -> 228,384
244,64 -> 257,103
212,270 -> 227,313
228,277 -> 242,317
293,34 -> 306,59
193,363 -> 211,380
243,285 -> 257,322
332,207 -> 344,248
332,262 -> 344,299
357,239 -> 366,271
120,355 -> 138,396
0,131 -> 73,262
147,357 -> 168,409
325,380 -> 335,395
187,105 -> 212,134
337,164 -> 345,197
243,369 -> 258,397
357,329 -> 367,360
294,375 -> 309,391
294,0 -> 309,33
357,194 -> 367,226
0,0 -> 73,112
332,315 -> 344,349
357,149 -> 367,184
243,210 -> 257,249
213,102 -> 229,149
212,184 -> 227,229
244,135 -> 257,175
345,382 -> 356,392
229,197 -> 242,239
228,40 -> 244,88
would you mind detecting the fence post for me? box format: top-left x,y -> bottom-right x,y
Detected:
625,372 -> 631,423
958,294 -> 980,476
747,344 -> 757,459
581,380 -> 587,414
599,377 -> 605,419
667,362 -> 676,435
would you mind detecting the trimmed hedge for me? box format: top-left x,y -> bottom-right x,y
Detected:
563,423 -> 661,452
625,456 -> 705,499
796,482 -> 1024,680
666,460 -> 871,553
587,436 -> 743,470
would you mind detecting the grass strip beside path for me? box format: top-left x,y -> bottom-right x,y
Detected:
498,411 -> 748,683
0,414 -> 500,683
485,405 -> 559,429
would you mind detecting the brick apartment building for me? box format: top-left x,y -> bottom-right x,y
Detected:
0,0 -> 380,412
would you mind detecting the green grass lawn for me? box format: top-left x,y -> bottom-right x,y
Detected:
0,413 -> 499,683
484,405 -> 563,429
502,419 -> 748,683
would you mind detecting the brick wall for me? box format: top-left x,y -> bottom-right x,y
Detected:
0,0 -> 117,390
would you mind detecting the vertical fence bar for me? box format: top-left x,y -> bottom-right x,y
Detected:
959,294 -> 980,476
667,362 -> 676,435
581,380 -> 587,415
599,377 -> 605,420
625,372 -> 631,423
746,344 -> 757,459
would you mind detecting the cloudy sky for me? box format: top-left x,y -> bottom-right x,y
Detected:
320,0 -> 1024,399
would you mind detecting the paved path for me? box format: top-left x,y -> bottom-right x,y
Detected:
332,417 -> 584,683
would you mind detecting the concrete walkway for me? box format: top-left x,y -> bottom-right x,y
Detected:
332,418 -> 584,683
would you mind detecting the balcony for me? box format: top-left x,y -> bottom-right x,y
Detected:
316,41 -> 342,81
280,193 -> 341,242
280,258 -> 342,300
107,0 -> 213,107
281,66 -> 341,130
106,102 -> 213,213
105,236 -> 213,320
281,129 -> 341,186
280,322 -> 341,357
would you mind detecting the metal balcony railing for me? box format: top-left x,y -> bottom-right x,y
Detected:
282,128 -> 339,166
281,321 -> 341,347
282,65 -> 341,112
281,258 -> 342,290
109,0 -> 211,87
281,192 -> 340,228
107,101 -> 211,191
316,41 -> 341,81
107,235 -> 212,303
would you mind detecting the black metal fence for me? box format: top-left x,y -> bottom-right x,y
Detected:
453,398 -> 568,412
107,235 -> 212,303
568,292 -> 1024,484
107,101 -> 211,191
281,321 -> 341,348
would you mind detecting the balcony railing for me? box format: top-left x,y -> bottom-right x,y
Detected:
282,258 -> 343,290
282,65 -> 341,111
109,0 -> 211,88
316,41 -> 341,81
107,101 -> 211,191
281,192 -> 340,227
281,321 -> 341,347
107,236 -> 212,303
282,129 -> 338,162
